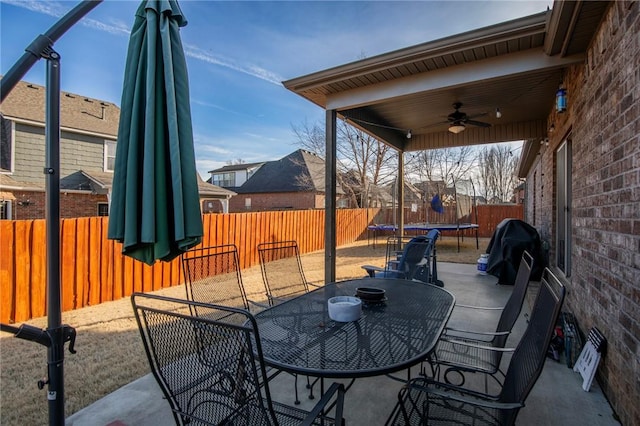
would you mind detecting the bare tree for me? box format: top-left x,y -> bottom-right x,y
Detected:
291,119 -> 396,207
477,144 -> 519,203
408,146 -> 477,188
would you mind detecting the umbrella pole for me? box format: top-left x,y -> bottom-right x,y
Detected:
0,2 -> 98,425
45,50 -> 66,426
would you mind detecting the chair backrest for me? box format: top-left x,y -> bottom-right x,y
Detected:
257,240 -> 309,304
181,244 -> 249,311
395,235 -> 433,280
422,229 -> 440,283
492,250 -> 534,347
131,293 -> 279,425
498,268 -> 565,421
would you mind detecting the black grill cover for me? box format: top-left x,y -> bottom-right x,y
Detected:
486,219 -> 544,285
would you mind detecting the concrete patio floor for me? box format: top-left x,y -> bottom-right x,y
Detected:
66,263 -> 619,425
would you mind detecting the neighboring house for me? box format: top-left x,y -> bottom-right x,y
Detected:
208,161 -> 265,191
228,149 -> 345,212
1,80 -> 120,219
0,80 -> 235,218
513,182 -> 525,204
384,180 -> 422,208
338,171 -> 392,208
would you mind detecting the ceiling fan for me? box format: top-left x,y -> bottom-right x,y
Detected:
445,102 -> 491,134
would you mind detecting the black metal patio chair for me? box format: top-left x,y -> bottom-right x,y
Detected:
424,251 -> 534,388
386,267 -> 565,426
132,293 -> 345,426
257,240 -> 322,403
362,231 -> 440,284
182,244 -> 265,313
257,240 -> 320,306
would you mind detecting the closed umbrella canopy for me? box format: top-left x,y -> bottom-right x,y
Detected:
108,0 -> 202,264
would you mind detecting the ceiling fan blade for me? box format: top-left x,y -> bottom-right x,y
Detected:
467,111 -> 488,120
466,120 -> 491,128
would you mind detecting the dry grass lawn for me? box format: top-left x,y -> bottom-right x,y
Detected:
0,236 -> 488,426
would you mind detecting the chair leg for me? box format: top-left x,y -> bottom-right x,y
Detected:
306,375 -> 318,400
293,374 -> 301,405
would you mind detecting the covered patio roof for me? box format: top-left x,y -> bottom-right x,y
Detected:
282,1 -> 609,282
284,2 -> 608,151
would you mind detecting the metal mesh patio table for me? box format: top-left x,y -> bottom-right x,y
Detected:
254,277 -> 455,379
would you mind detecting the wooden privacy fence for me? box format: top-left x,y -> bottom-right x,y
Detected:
0,208 -> 378,323
374,204 -> 524,238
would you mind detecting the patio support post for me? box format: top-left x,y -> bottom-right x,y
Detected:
398,152 -> 405,238
324,109 -> 337,283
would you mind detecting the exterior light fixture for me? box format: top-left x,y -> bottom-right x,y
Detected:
448,123 -> 465,134
556,82 -> 567,113
549,123 -> 555,133
406,129 -> 412,139
495,108 -> 502,119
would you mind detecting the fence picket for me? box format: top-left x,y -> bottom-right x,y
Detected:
30,220 -> 46,318
1,221 -> 16,323
14,221 -> 31,321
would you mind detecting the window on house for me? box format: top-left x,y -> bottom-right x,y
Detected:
556,139 -> 572,277
105,141 -> 116,172
0,200 -> 12,219
97,202 -> 109,216
212,172 -> 235,187
1,115 -> 14,173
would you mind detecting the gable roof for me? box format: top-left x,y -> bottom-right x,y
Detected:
196,174 -> 237,198
0,80 -> 120,138
235,149 -> 328,194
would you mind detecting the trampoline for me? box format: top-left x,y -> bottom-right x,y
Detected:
367,223 -> 479,251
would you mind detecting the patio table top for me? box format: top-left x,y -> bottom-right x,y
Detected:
254,277 -> 455,378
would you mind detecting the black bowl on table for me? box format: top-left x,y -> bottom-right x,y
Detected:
355,287 -> 386,303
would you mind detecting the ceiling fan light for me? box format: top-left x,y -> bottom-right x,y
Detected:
448,123 -> 465,134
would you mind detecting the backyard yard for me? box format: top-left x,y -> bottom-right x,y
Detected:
0,236 -> 488,425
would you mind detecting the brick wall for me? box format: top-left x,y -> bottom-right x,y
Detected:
59,192 -> 108,218
523,3 -> 639,424
228,191 -> 323,212
5,191 -> 108,219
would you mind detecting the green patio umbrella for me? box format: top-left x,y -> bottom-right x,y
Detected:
108,0 -> 202,264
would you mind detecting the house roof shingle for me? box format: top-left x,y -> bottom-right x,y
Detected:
235,149 -> 328,194
0,80 -> 120,137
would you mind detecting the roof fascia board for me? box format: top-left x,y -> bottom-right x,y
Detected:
80,171 -> 111,189
517,139 -> 541,177
325,49 -> 584,111
284,11 -> 549,93
544,0 -> 582,56
0,184 -> 44,192
4,116 -> 118,140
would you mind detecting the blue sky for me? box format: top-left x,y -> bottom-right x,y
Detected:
1,0 -> 549,178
